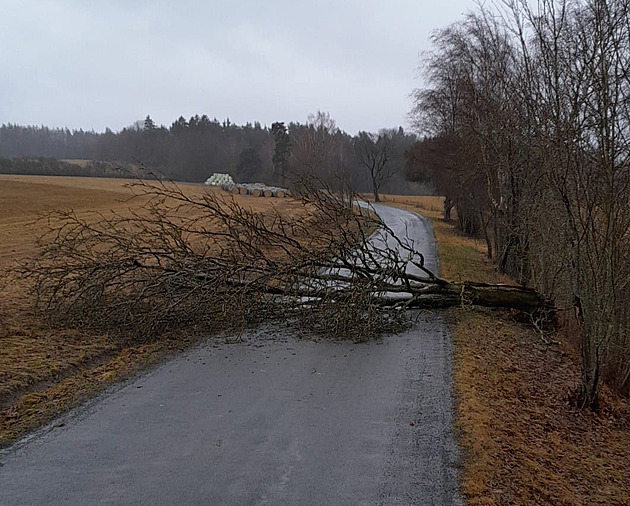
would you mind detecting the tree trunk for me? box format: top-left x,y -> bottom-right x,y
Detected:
580,355 -> 600,411
249,279 -> 553,314
444,196 -> 453,221
396,281 -> 552,313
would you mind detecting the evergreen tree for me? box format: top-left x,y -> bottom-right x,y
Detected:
271,122 -> 291,185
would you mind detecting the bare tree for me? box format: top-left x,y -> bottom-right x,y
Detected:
412,0 -> 630,409
288,112 -> 357,205
354,131 -> 394,202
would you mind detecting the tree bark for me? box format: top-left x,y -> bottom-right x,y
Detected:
232,278 -> 552,314
409,281 -> 551,312
345,282 -> 552,314
443,196 -> 453,221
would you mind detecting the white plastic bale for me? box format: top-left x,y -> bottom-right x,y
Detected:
204,173 -> 235,187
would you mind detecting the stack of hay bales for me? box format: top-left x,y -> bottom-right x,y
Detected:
204,173 -> 235,190
227,183 -> 289,198
203,174 -> 288,198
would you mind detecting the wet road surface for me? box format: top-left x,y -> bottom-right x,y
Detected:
0,204 -> 461,505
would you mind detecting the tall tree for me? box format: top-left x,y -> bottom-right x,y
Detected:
354,131 -> 393,202
271,122 -> 291,185
411,0 -> 630,409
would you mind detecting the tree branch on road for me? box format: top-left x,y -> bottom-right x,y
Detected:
20,178 -> 553,344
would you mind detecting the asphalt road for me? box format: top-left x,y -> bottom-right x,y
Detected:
0,204 -> 461,505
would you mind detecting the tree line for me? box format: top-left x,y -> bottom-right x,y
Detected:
0,158 -> 140,178
409,0 -> 630,409
0,113 -> 422,198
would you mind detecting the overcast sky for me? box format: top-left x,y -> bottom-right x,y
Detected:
1,0 -> 472,135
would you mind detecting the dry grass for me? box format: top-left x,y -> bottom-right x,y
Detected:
0,175 -> 315,447
385,194 -> 630,505
454,310 -> 630,505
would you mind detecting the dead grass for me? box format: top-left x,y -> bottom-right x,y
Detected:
454,310 -> 630,505
384,193 -> 630,505
0,175 -> 319,447
0,335 -> 194,446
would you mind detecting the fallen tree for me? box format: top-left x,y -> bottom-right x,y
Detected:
20,178 -> 554,342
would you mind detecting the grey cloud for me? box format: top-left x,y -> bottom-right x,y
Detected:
0,0 -> 470,134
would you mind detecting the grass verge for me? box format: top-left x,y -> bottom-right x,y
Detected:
383,194 -> 630,505
0,283 -> 214,449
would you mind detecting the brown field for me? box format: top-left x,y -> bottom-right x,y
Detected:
0,175 -> 313,267
0,175 -> 311,446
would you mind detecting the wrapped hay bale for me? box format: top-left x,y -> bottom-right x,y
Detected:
204,173 -> 235,188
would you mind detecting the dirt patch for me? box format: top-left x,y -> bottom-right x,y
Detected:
386,195 -> 630,505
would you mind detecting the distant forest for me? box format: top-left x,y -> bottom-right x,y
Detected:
0,113 -> 427,195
